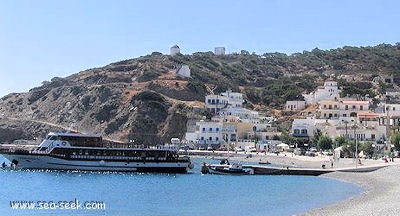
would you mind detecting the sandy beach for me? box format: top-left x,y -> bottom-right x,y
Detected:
187,150 -> 399,215
303,163 -> 400,216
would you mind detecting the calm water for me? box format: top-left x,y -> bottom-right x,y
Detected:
0,156 -> 362,216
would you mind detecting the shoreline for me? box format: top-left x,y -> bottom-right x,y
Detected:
302,164 -> 400,216
186,150 -> 399,215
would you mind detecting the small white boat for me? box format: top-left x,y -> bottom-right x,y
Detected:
202,160 -> 254,175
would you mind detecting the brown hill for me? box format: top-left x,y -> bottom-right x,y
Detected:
1,44 -> 399,144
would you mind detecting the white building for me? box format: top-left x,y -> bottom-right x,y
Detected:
330,117 -> 386,143
220,90 -> 244,108
177,65 -> 191,78
219,107 -> 260,123
339,100 -> 369,118
377,103 -> 400,135
170,45 -> 180,56
184,121 -> 223,146
303,78 -> 340,104
291,118 -> 317,144
285,101 -> 306,111
205,95 -> 229,114
205,90 -> 243,113
215,47 -> 226,55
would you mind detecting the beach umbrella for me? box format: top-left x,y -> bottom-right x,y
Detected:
334,146 -> 343,159
358,151 -> 366,158
277,143 -> 289,150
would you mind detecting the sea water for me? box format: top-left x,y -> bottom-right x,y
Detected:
0,156 -> 362,216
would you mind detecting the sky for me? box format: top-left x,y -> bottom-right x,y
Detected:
1,0 -> 399,97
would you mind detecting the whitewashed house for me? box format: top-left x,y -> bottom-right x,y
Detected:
291,118 -> 316,142
285,100 -> 306,111
339,99 -> 369,118
219,107 -> 259,123
193,121 -> 223,147
303,78 -> 340,104
220,90 -> 244,108
205,90 -> 243,113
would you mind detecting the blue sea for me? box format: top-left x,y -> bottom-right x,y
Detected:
0,156 -> 362,216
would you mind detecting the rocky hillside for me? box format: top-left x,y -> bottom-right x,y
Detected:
0,43 -> 399,144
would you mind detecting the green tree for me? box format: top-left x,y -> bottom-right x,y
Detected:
318,135 -> 333,150
342,141 -> 356,158
359,141 -> 374,158
279,133 -> 296,145
390,132 -> 400,151
312,129 -> 322,147
335,136 -> 347,147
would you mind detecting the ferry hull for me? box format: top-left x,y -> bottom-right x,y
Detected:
1,153 -> 190,173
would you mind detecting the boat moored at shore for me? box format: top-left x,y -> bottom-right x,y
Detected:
201,159 -> 254,175
0,132 -> 194,173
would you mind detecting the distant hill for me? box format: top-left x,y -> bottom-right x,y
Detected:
1,43 -> 399,144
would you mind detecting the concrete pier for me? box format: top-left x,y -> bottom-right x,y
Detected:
203,163 -> 389,176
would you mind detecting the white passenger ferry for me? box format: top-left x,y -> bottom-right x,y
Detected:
0,132 -> 193,173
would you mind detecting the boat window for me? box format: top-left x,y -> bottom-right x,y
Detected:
40,147 -> 48,151
49,136 -> 57,140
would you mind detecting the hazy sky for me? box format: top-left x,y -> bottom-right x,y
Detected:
1,0 -> 399,97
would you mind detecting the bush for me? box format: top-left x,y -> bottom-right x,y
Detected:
137,71 -> 160,82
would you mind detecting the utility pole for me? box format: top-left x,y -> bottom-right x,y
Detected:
386,104 -> 390,156
354,124 -> 358,169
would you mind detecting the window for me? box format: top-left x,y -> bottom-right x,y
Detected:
209,137 -> 212,141
360,105 -> 363,110
323,105 -> 327,108
216,137 -> 219,141
207,99 -> 211,104
202,128 -> 206,132
345,105 -> 348,110
343,114 -> 347,117
329,105 -> 332,109
209,128 -> 212,132
352,105 -> 356,109
301,129 -> 308,134
201,137 -> 204,140
294,129 -> 300,134
216,128 -> 219,132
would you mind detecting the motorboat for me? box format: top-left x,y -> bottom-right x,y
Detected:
201,159 -> 254,175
